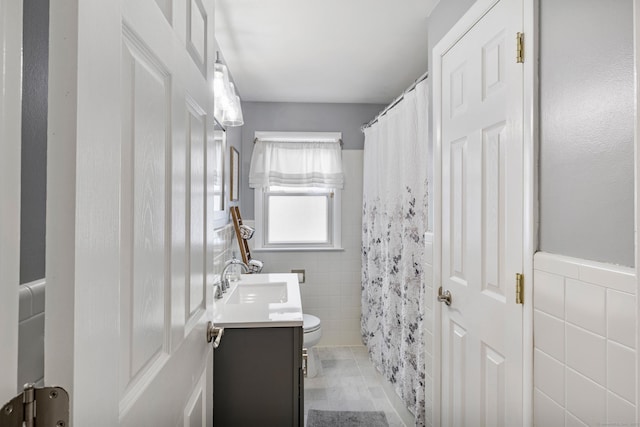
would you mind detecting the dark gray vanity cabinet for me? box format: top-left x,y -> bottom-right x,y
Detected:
213,326 -> 304,427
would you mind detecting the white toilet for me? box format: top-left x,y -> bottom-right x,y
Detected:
303,314 -> 322,378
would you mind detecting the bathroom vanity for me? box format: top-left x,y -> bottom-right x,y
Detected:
211,274 -> 304,427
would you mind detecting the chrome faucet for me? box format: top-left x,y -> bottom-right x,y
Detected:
219,258 -> 250,293
212,283 -> 224,300
213,257 -> 265,300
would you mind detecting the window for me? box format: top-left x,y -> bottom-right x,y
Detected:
256,186 -> 341,249
250,132 -> 343,250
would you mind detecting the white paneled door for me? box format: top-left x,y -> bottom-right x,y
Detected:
435,0 -> 524,425
46,1 -> 218,425
0,0 -> 22,404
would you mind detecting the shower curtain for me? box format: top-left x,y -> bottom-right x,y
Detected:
362,79 -> 429,426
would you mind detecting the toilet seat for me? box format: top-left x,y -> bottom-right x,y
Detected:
303,314 -> 321,333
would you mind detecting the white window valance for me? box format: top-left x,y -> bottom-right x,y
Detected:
249,133 -> 344,189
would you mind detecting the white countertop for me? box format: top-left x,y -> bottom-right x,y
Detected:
211,273 -> 303,328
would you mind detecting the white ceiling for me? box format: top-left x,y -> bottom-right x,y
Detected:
215,0 -> 438,104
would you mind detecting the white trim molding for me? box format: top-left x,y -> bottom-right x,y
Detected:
0,0 -> 23,402
522,1 -> 539,425
634,0 -> 640,422
431,0 -> 537,425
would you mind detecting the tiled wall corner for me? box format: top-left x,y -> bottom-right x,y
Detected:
18,279 -> 46,388
533,252 -> 637,427
212,222 -> 240,281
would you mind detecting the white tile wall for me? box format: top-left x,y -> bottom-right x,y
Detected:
246,151 -> 364,346
533,252 -> 637,427
534,388 -> 565,427
607,289 -> 636,349
18,279 -> 46,388
212,222 -> 239,280
534,349 -> 565,405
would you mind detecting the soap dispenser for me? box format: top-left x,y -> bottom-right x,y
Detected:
227,252 -> 241,282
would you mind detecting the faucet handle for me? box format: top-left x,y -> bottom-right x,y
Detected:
213,284 -> 223,299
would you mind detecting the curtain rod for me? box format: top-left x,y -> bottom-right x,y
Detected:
254,138 -> 344,148
253,137 -> 343,145
360,70 -> 429,132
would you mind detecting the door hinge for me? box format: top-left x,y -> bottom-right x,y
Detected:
516,273 -> 524,304
0,384 -> 69,427
516,32 -> 524,63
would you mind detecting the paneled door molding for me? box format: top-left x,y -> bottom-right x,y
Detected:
431,0 -> 537,426
45,1 -> 217,425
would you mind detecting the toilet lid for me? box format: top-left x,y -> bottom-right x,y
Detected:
303,314 -> 321,333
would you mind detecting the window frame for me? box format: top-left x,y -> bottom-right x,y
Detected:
254,186 -> 342,251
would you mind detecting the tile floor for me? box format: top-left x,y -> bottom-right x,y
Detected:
304,346 -> 406,427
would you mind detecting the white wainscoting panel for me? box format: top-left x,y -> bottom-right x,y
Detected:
533,252 -> 636,427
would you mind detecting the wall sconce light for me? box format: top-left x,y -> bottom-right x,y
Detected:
213,52 -> 244,127
222,82 -> 244,127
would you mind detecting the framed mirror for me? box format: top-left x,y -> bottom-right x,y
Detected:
210,119 -> 227,228
230,146 -> 240,202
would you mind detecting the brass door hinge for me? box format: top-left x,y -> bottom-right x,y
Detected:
516,32 -> 524,63
516,273 -> 524,304
1,384 -> 69,427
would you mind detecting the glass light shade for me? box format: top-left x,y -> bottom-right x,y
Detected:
222,82 -> 244,127
213,61 -> 234,120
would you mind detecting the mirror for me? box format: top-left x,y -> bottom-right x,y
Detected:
210,119 -> 227,227
230,146 -> 240,202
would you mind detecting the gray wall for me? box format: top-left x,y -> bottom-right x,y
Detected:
427,0 -> 635,267
427,0 -> 476,69
18,0 -> 49,393
20,0 -> 49,283
539,0 -> 634,266
239,102 -> 384,218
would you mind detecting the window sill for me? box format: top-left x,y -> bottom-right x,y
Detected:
252,247 -> 345,253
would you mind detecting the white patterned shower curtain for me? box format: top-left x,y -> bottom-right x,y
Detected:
362,79 -> 429,426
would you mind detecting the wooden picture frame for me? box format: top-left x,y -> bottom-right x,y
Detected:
230,146 -> 240,201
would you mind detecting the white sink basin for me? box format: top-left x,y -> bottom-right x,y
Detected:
226,282 -> 288,304
210,273 -> 303,328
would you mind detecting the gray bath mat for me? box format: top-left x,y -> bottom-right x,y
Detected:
307,409 -> 389,427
